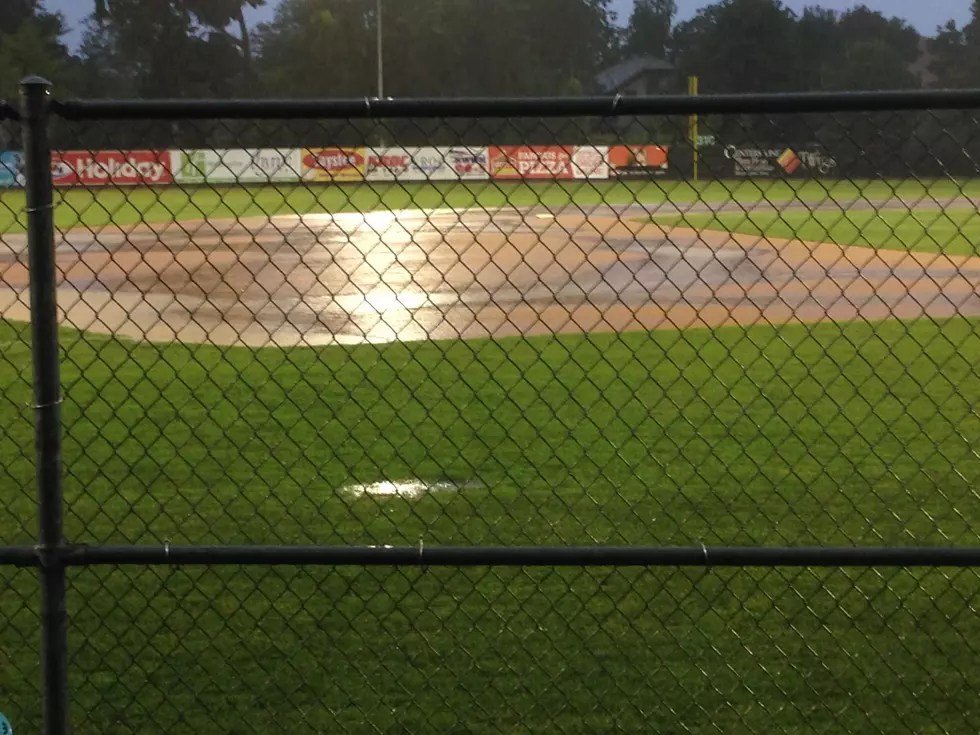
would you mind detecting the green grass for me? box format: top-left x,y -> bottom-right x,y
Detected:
656,205 -> 980,257
3,177 -> 980,233
3,316 -> 980,733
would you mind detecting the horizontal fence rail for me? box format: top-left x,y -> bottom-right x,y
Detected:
48,87 -> 980,119
8,545 -> 980,568
5,77 -> 980,734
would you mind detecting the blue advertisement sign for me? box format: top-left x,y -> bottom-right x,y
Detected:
0,151 -> 25,187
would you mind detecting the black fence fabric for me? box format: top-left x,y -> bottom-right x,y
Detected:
4,81 -> 980,734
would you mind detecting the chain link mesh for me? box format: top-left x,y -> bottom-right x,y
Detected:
5,103 -> 980,732
0,115 -> 35,546
0,111 -> 42,733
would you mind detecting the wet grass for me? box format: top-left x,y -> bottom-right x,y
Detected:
655,206 -> 980,257
2,316 -> 980,732
2,176 -> 980,234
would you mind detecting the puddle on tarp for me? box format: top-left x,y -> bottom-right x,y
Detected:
342,479 -> 479,500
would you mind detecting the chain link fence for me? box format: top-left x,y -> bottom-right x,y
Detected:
4,81 -> 980,733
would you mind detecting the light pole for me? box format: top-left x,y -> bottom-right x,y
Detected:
688,75 -> 699,183
373,0 -> 387,148
376,0 -> 384,100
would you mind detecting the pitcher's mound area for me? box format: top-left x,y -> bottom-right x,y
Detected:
2,205 -> 979,347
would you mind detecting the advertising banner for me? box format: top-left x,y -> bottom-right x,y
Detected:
572,146 -> 609,179
488,146 -> 574,180
363,147 -> 491,181
724,145 -> 780,177
608,145 -> 669,178
444,147 -> 490,180
301,147 -> 366,182
364,147 -> 413,181
365,147 -> 449,182
50,150 -> 173,186
173,148 -> 300,183
0,151 -> 24,187
723,145 -> 837,178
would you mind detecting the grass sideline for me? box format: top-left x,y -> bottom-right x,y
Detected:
656,206 -> 980,257
2,316 -> 980,732
2,177 -> 980,234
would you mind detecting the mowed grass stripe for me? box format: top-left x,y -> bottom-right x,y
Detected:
2,317 -> 980,733
3,177 -> 980,233
2,317 -> 978,548
656,206 -> 980,257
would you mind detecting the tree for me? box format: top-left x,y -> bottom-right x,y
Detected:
1,0 -> 47,35
800,5 -> 919,91
90,0 -> 262,97
672,0 -> 802,94
0,21 -> 67,97
254,0 -> 374,98
795,6 -> 843,90
825,38 -> 918,90
184,0 -> 266,83
624,0 -> 676,59
254,0 -> 618,98
931,1 -> 980,88
91,0 -> 203,97
672,0 -> 922,95
75,18 -> 137,98
836,4 -> 919,62
0,0 -> 74,99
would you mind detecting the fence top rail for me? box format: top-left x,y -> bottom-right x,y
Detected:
5,544 -> 980,568
44,88 -> 980,121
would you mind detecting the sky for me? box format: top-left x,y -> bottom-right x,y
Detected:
46,0 -> 973,51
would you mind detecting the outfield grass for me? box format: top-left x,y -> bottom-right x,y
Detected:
656,206 -> 980,257
2,177 -> 980,234
3,316 -> 980,732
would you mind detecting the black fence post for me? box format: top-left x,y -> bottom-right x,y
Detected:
20,75 -> 69,735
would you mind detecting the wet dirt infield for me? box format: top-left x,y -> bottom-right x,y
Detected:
3,200 -> 980,347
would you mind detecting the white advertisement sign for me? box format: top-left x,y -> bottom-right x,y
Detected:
363,147 -> 491,182
723,145 -> 777,177
172,148 -> 301,183
572,146 -> 609,179
365,147 -> 449,182
443,146 -> 490,181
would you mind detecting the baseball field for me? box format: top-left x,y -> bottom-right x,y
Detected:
2,177 -> 980,733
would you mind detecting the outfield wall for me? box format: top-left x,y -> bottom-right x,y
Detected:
0,145 -> 671,187
0,143 -> 858,188
14,138 -> 980,188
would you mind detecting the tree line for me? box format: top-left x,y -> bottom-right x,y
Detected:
4,0 -> 979,101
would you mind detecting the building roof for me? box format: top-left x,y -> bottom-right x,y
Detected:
596,56 -> 676,93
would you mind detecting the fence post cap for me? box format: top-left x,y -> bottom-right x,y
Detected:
19,76 -> 52,89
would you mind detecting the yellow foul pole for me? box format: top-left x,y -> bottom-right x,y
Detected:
688,75 -> 699,183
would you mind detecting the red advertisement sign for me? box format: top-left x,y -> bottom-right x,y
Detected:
366,150 -> 410,174
488,146 -> 574,180
607,145 -> 669,178
301,147 -> 366,182
51,150 -> 173,186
